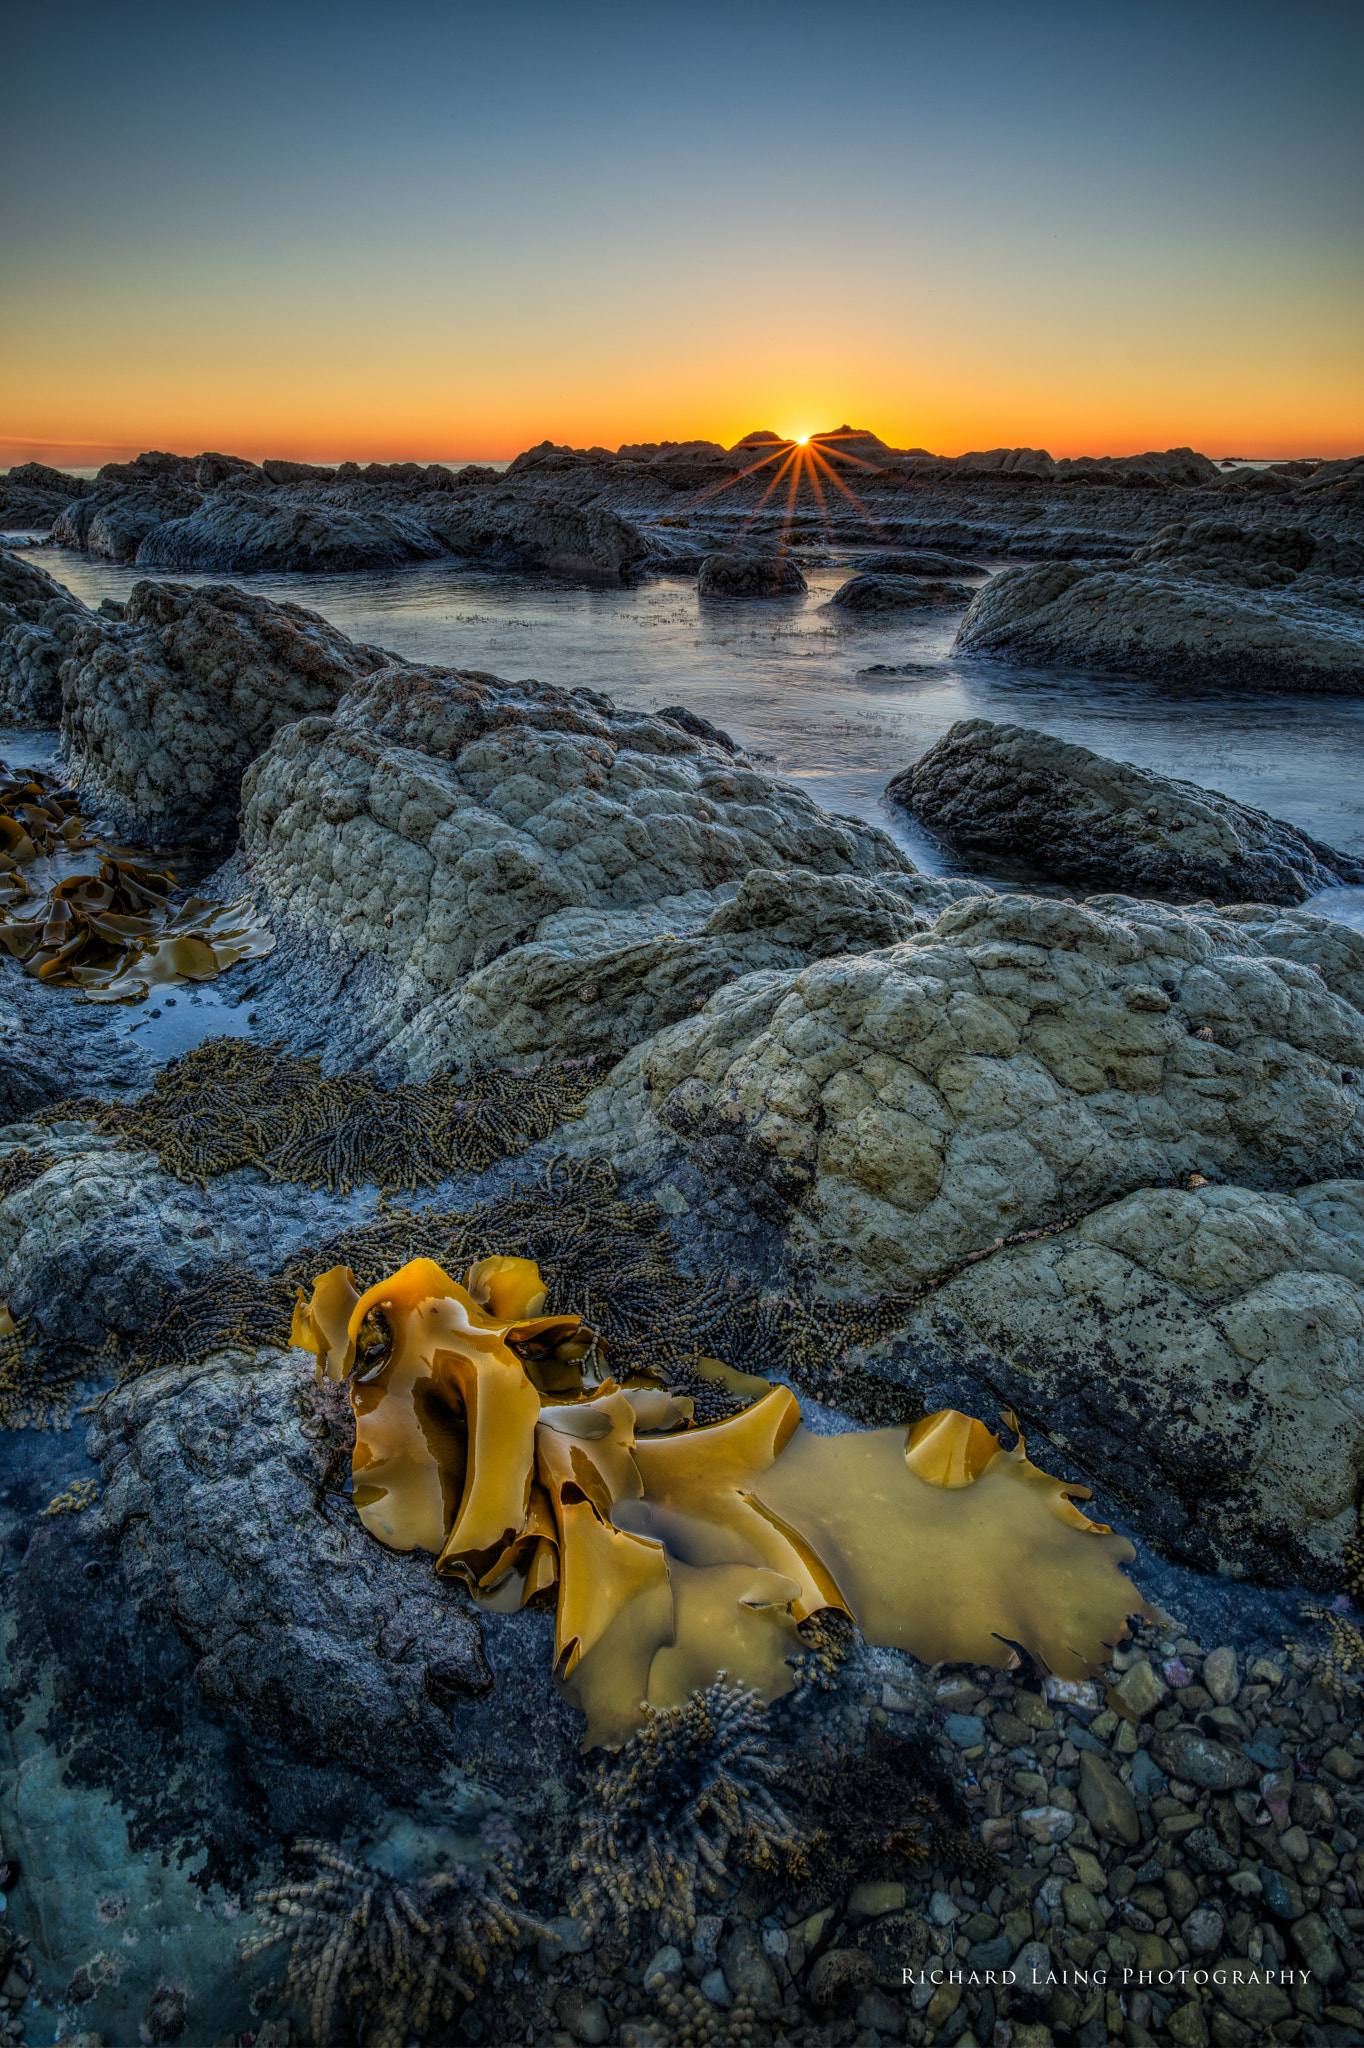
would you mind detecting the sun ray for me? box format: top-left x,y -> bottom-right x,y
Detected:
808,446 -> 893,543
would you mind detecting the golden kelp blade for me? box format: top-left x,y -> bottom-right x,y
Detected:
290,1265 -> 362,1381
753,1417 -> 1156,1681
464,1255 -> 549,1320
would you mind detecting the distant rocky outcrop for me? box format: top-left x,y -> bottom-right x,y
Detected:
61,580 -> 391,845
0,463 -> 92,531
0,549 -> 95,724
134,487 -> 648,581
828,574 -> 976,612
240,667 -> 914,1071
890,718 -> 1364,903
698,552 -> 807,598
53,483 -> 203,563
954,551 -> 1364,692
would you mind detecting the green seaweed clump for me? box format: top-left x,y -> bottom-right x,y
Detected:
241,1836 -> 550,2048
57,1037 -> 611,1191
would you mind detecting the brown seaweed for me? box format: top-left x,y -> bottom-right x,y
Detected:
292,1248 -> 1159,1748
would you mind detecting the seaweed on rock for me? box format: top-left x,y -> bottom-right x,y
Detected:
54,1037 -> 612,1190
571,1680 -> 802,1944
242,1837 -> 549,2048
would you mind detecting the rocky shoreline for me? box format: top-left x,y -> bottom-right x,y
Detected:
0,441 -> 1360,2048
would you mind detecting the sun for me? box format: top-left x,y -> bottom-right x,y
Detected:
794,434 -> 810,445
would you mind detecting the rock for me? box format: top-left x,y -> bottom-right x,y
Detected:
134,485 -> 649,582
1258,1867 -> 1304,1920
699,1967 -> 731,2007
557,1988 -> 610,2044
136,490 -> 447,574
856,1987 -> 907,2038
852,1908 -> 929,1990
241,665 -> 911,1073
1114,1661 -> 1166,1716
1060,1882 -> 1108,1934
657,705 -> 738,754
807,1947 -> 875,2011
1182,1827 -> 1237,1875
1201,1645 -> 1239,1703
829,574 -> 976,611
54,484 -> 202,563
954,556 -> 1364,694
0,549 -> 95,725
1151,1730 -> 1256,1792
1182,1906 -> 1226,1954
1289,1911 -> 1344,1985
606,890 -> 1364,1290
1208,1959 -> 1292,2026
845,1172 -> 1364,1578
87,1351 -> 579,1788
891,719 -> 1364,904
719,1925 -> 780,2013
61,578 -> 390,846
857,552 -> 985,578
703,865 -> 936,956
0,462 -> 92,530
698,552 -> 807,599
943,1713 -> 986,1748
642,1944 -> 684,1989
1018,1806 -> 1074,1845
847,1881 -> 906,1923
141,1985 -> 188,2043
1321,1745 -> 1362,1782
1077,1753 -> 1140,1846
538,1915 -> 595,1970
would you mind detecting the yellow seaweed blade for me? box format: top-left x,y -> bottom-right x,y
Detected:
644,1560 -> 805,1717
906,1409 -> 1004,1488
290,1265 -> 362,1381
630,1387 -> 848,1624
752,1425 -> 1155,1680
550,1495 -> 676,1750
464,1255 -> 549,1320
0,1302 -> 15,1339
435,1335 -> 542,1562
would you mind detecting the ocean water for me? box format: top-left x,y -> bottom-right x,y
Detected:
14,546 -> 1364,927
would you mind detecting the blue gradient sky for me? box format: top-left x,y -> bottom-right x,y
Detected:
3,0 -> 1360,462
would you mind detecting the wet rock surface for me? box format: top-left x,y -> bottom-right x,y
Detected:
893,717 -> 1364,904
61,578 -> 392,846
0,548 -> 96,725
828,573 -> 977,612
698,552 -> 808,598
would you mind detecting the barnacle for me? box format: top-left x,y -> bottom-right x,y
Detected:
242,1837 -> 549,2048
292,1247 -> 1158,1748
55,1038 -> 608,1192
0,760 -> 272,1001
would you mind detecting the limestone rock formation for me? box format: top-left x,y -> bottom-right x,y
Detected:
0,549 -> 95,724
867,1178 -> 1364,1583
240,667 -> 914,1071
698,553 -> 808,599
890,718 -> 1364,903
87,1352 -> 574,1782
61,580 -> 392,846
571,892 -> 1364,1292
954,553 -> 1364,693
829,575 -> 976,612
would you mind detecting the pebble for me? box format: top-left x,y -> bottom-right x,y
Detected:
1150,1727 -> 1255,1791
1181,1904 -> 1225,1953
944,1712 -> 987,1748
1201,1644 -> 1239,1703
1113,1659 -> 1165,1715
699,1968 -> 731,2008
1077,1751 -> 1140,1846
556,1988 -> 610,2046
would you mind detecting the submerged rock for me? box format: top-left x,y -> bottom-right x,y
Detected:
829,574 -> 976,612
61,579 -> 392,846
891,717 -> 1364,903
240,666 -> 911,1071
864,1176 -> 1364,1580
954,554 -> 1364,692
698,552 -> 808,599
0,548 -> 94,725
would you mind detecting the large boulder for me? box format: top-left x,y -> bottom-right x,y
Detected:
698,552 -> 808,599
890,718 -> 1364,904
0,463 -> 91,530
571,892 -> 1364,1291
87,1351 -> 575,1786
240,667 -> 914,1072
1130,519 -> 1364,588
868,1176 -> 1364,1583
829,574 -> 976,612
0,549 -> 94,724
954,556 -> 1364,692
420,489 -> 649,579
61,580 -> 392,846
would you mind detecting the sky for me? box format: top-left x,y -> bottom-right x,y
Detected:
2,1 -> 1361,466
